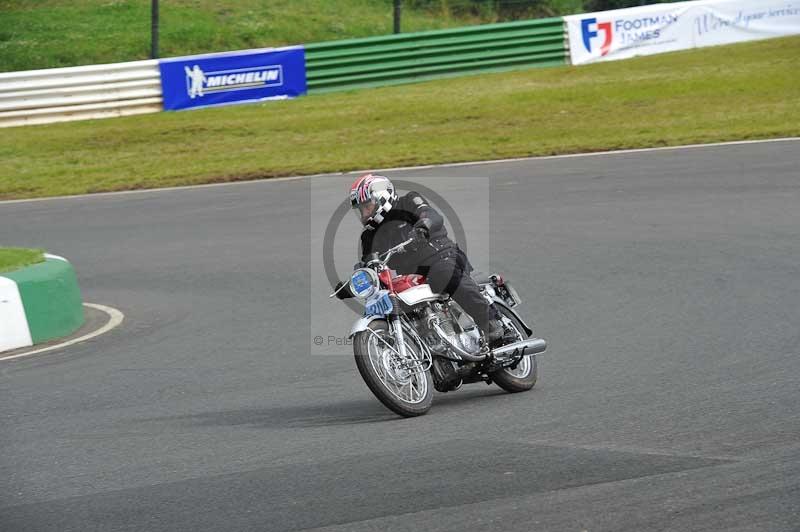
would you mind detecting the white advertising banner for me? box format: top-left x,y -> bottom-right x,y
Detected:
565,0 -> 800,65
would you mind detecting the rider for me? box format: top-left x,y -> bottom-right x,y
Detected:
339,173 -> 516,348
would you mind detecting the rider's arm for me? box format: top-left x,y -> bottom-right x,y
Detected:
406,192 -> 443,234
359,230 -> 373,264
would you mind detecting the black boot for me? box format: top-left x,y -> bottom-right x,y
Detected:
482,318 -> 505,348
480,305 -> 520,349
497,324 -> 520,350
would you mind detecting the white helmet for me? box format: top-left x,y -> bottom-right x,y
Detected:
349,174 -> 397,229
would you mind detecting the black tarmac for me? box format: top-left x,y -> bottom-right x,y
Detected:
1,140 -> 798,531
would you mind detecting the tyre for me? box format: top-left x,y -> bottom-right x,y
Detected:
491,306 -> 539,393
353,319 -> 433,417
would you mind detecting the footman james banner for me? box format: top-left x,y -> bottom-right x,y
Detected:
159,46 -> 306,110
566,0 -> 800,65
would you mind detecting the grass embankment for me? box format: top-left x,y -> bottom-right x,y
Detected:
0,248 -> 44,273
0,0 -> 494,72
1,36 -> 798,200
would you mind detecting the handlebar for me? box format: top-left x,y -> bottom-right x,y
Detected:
329,237 -> 416,298
378,237 -> 416,262
328,282 -> 350,299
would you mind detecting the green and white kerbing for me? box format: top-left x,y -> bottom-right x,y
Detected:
0,254 -> 85,352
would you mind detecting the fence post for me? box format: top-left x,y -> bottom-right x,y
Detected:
393,0 -> 402,34
151,0 -> 160,59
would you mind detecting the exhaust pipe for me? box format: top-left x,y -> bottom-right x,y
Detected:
492,337 -> 547,358
431,318 -> 547,362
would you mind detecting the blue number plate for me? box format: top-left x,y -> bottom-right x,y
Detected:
365,291 -> 393,316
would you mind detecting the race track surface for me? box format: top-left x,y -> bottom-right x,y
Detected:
1,140 -> 799,531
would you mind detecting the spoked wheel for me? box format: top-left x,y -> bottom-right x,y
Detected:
353,320 -> 433,417
491,307 -> 539,393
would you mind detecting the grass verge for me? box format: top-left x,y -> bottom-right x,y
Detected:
0,0 -> 494,72
1,35 -> 798,200
0,248 -> 45,274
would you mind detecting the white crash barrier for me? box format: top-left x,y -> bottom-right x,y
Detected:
0,59 -> 163,127
565,0 -> 800,65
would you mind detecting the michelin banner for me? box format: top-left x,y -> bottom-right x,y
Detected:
159,46 -> 306,111
566,0 -> 800,65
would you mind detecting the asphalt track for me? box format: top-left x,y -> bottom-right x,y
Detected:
1,139 -> 799,532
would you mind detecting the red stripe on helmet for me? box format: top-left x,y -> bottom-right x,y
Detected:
351,173 -> 378,204
350,173 -> 373,192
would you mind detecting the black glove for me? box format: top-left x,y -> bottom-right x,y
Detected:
335,281 -> 353,300
413,218 -> 432,241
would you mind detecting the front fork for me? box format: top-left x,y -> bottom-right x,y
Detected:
388,294 -> 410,359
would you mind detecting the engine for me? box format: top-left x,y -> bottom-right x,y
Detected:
420,302 -> 481,356
413,302 -> 482,392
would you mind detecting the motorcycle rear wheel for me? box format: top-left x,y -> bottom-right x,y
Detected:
491,306 -> 539,393
353,320 -> 433,417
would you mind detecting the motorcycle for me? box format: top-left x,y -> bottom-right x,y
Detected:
331,237 -> 547,417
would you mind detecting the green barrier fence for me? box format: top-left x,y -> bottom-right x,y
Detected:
305,17 -> 568,94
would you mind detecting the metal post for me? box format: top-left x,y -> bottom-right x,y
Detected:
151,0 -> 160,59
393,0 -> 402,34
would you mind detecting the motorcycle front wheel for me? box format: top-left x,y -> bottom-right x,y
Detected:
353,320 -> 433,417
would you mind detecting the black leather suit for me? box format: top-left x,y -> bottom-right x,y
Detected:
359,191 -> 498,328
